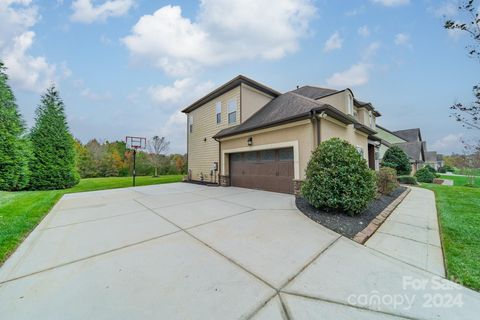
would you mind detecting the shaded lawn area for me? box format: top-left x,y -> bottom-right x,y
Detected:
422,184 -> 480,291
0,175 -> 182,265
439,174 -> 480,187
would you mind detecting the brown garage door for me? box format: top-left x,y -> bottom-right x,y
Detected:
230,148 -> 294,194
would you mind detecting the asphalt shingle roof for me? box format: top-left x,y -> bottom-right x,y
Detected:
394,141 -> 424,162
290,86 -> 338,99
393,128 -> 422,142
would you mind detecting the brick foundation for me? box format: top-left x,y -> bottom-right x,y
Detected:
293,179 -> 304,197
220,175 -> 230,187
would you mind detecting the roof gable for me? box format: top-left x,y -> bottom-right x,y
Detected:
181,75 -> 280,113
393,128 -> 422,142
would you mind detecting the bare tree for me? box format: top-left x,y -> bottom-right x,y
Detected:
444,0 -> 480,130
148,136 -> 170,177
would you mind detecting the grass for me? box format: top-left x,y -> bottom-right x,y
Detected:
439,174 -> 480,187
0,175 -> 182,265
422,183 -> 480,291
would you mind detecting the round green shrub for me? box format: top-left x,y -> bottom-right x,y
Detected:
381,146 -> 411,175
414,167 -> 436,183
376,167 -> 399,195
398,175 -> 417,185
424,165 -> 436,173
301,138 -> 377,215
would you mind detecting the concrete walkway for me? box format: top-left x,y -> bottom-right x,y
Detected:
366,187 -> 445,276
0,183 -> 479,319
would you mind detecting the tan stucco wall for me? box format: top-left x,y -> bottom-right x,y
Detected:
320,118 -> 369,161
187,86 -> 240,182
316,91 -> 348,114
241,84 -> 274,121
219,120 -> 315,180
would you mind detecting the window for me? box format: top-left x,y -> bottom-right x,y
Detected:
231,153 -> 241,162
368,110 -> 374,127
216,102 -> 221,124
228,99 -> 237,124
346,93 -> 353,115
279,148 -> 293,161
189,115 -> 193,133
246,152 -> 257,162
260,150 -> 275,161
356,146 -> 364,157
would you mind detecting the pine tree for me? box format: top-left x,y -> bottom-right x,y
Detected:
0,61 -> 30,190
29,85 -> 79,189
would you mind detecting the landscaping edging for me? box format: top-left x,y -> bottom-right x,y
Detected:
352,187 -> 411,244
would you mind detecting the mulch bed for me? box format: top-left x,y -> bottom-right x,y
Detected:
296,186 -> 407,239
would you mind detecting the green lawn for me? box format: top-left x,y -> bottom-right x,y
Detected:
422,183 -> 480,291
0,175 -> 182,265
439,174 -> 480,187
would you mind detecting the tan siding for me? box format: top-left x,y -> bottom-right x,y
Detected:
241,84 -> 274,121
187,86 -> 240,182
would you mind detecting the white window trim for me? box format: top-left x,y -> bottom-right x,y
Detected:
227,99 -> 237,124
346,93 -> 353,115
215,101 -> 222,124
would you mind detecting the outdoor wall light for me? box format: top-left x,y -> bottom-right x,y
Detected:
247,137 -> 253,146
204,137 -> 207,142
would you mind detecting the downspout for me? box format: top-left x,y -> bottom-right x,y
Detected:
310,109 -> 321,147
214,136 -> 221,185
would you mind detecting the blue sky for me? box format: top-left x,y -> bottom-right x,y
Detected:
1,0 -> 477,154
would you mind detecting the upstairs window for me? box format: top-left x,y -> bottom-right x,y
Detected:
228,99 -> 237,124
346,94 -> 353,115
189,115 -> 193,133
369,111 -> 374,127
216,102 -> 221,124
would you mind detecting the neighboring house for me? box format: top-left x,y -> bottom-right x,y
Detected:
182,75 -> 381,194
374,126 -> 426,174
425,151 -> 444,170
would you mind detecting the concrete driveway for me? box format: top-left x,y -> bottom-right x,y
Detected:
0,183 -> 479,319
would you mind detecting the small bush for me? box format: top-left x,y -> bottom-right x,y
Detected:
438,167 -> 446,173
424,165 -> 437,173
398,175 -> 417,185
442,165 -> 454,173
301,138 -> 376,215
415,167 -> 436,183
381,146 -> 412,175
376,167 -> 399,195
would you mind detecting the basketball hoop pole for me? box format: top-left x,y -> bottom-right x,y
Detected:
133,148 -> 136,187
125,136 -> 146,187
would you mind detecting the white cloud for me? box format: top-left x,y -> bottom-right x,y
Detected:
123,0 -> 316,76
432,133 -> 464,153
358,25 -> 370,37
326,63 -> 371,88
432,1 -> 457,17
148,78 -> 215,106
71,0 -> 135,23
0,1 -> 57,92
394,33 -> 411,46
323,31 -> 343,52
371,0 -> 409,6
362,41 -> 381,60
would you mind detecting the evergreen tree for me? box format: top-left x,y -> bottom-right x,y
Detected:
0,61 -> 30,190
29,85 -> 79,189
381,146 -> 412,176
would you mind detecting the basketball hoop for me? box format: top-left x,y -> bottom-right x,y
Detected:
126,136 -> 147,187
126,136 -> 146,150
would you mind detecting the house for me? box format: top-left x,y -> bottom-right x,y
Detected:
182,75 -> 381,194
425,151 -> 444,170
375,126 -> 426,174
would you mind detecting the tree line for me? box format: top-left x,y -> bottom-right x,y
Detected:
0,61 -> 185,192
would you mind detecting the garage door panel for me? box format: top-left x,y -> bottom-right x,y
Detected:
229,148 -> 294,194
